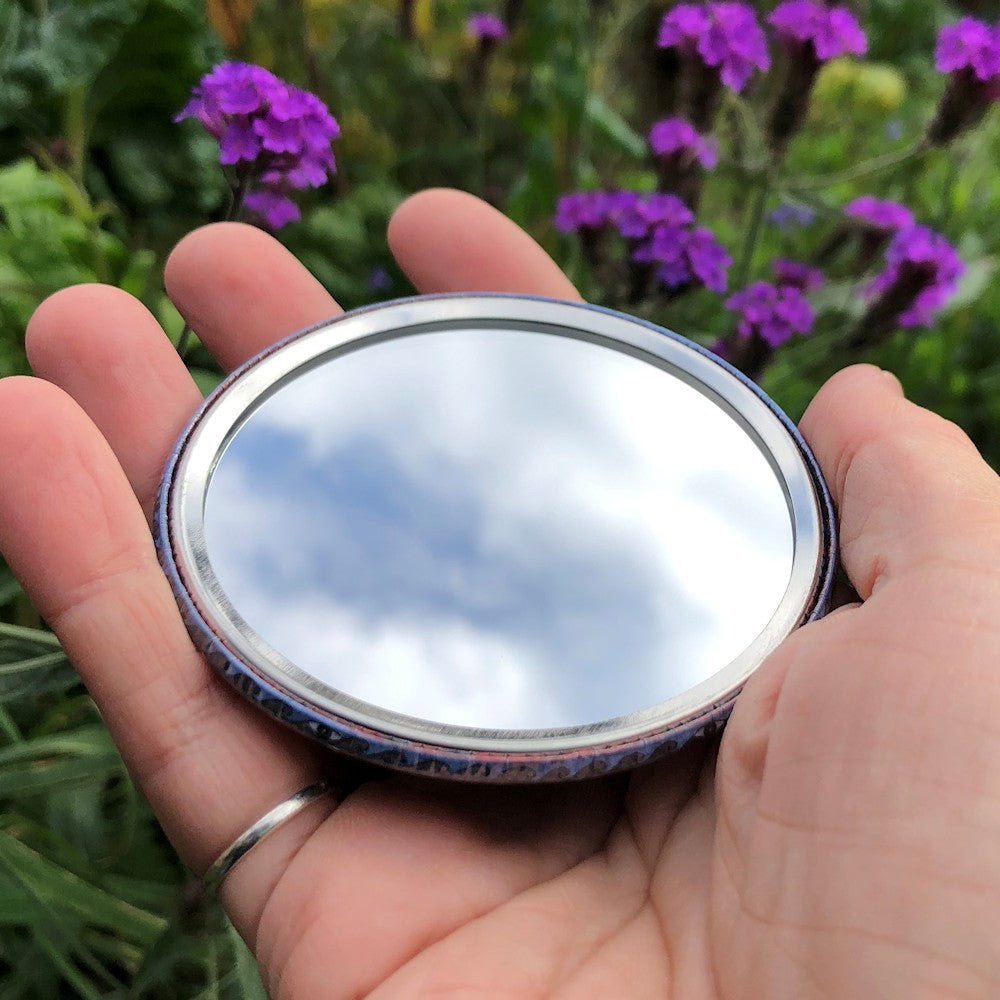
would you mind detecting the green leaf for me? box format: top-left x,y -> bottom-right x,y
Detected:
0,723 -> 123,798
0,562 -> 22,607
189,367 -> 225,397
584,94 -> 646,158
228,921 -> 268,1000
0,158 -> 63,209
0,650 -> 76,703
0,829 -> 166,946
118,247 -> 157,300
0,0 -> 148,127
0,622 -> 62,647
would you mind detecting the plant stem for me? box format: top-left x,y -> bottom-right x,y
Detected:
787,143 -> 926,191
60,86 -> 112,283
176,176 -> 250,360
733,171 -> 771,290
0,622 -> 62,646
0,704 -> 22,745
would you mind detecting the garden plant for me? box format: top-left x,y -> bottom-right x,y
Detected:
0,0 -> 998,996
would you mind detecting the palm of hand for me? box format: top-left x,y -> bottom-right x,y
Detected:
2,191 -> 999,1000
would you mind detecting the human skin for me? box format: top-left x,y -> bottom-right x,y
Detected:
1,189 -> 1000,998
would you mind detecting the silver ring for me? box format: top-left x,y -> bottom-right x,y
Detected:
203,779 -> 334,891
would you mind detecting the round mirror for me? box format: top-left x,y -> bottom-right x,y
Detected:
157,295 -> 835,781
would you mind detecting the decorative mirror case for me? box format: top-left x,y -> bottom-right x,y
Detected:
156,295 -> 835,782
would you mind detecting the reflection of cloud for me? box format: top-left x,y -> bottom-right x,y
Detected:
230,592 -> 544,730
204,328 -> 793,730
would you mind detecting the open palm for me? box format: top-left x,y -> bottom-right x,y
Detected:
2,190 -> 999,999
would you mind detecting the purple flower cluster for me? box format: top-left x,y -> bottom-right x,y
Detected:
554,191 -> 693,235
867,225 -> 964,327
844,195 -> 915,231
633,223 -> 732,293
928,17 -> 1000,144
554,191 -> 618,232
657,3 -> 770,92
725,282 -> 815,347
554,190 -> 731,293
176,62 -> 339,228
648,117 -> 719,169
242,189 -> 301,229
616,192 -> 695,237
936,17 -> 1000,83
467,12 -> 509,41
772,258 -> 824,292
769,2 -> 867,61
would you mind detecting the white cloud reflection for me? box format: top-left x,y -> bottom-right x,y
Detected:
204,329 -> 793,730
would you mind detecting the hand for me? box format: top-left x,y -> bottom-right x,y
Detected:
2,190 -> 999,999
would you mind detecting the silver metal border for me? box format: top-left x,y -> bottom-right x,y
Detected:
165,295 -> 827,754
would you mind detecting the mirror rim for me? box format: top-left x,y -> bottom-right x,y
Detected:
157,293 -> 835,760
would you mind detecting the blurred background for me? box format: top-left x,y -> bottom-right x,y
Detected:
0,0 -> 997,995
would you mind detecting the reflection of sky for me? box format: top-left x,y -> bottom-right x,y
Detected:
204,328 -> 793,730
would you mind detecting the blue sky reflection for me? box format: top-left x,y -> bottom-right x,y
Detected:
204,329 -> 793,729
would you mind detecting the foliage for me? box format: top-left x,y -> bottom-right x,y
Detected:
0,0 -> 999,995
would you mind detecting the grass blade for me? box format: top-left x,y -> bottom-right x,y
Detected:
0,829 -> 167,946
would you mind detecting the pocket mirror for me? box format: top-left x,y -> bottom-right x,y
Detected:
156,294 -> 835,781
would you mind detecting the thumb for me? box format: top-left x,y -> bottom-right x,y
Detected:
799,364 -> 1000,600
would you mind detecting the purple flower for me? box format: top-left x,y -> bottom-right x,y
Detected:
866,225 -> 964,327
554,191 -> 612,233
555,188 -> 728,294
633,222 -> 731,293
844,196 -> 915,231
765,3 -> 865,156
467,12 -> 509,41
648,117 -> 719,169
617,194 -> 694,240
556,191 -> 695,239
368,265 -> 393,291
658,3 -> 770,92
769,2 -> 867,61
725,281 -> 815,347
244,189 -> 301,229
684,226 -> 732,292
604,191 -> 644,237
927,19 -> 1000,145
637,193 -> 695,228
768,202 -> 815,229
634,225 -> 693,287
935,17 -> 1000,82
176,62 -> 339,229
605,191 -> 641,215
772,258 -> 824,292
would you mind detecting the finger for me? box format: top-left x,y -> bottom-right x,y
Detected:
165,192 -> 580,381
799,364 -> 1000,599
164,222 -> 343,372
388,188 -> 583,299
25,285 -> 203,520
0,376 -> 325,929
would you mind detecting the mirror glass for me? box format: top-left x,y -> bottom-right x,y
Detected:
201,326 -> 794,732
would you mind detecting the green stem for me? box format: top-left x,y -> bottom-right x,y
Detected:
0,704 -> 22,745
0,622 -> 62,646
932,149 -> 963,232
723,91 -> 769,172
787,143 -> 926,192
61,87 -> 111,283
733,173 -> 771,290
176,176 -> 250,360
63,87 -> 87,190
